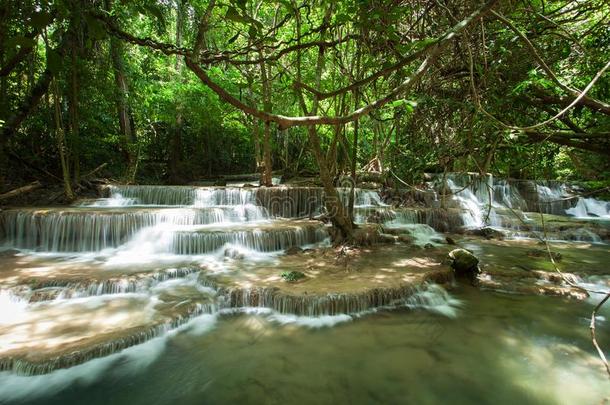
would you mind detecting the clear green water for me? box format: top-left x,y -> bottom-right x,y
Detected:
0,286 -> 608,405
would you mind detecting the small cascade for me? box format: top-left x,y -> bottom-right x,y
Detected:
405,283 -> 462,318
223,283 -> 419,316
100,185 -> 266,208
566,197 -> 610,218
444,178 -> 486,228
337,188 -> 388,207
492,179 -> 528,211
19,268 -> 200,302
169,223 -> 328,255
255,187 -> 324,218
534,182 -> 574,215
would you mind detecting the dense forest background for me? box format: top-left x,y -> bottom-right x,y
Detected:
1,0 -> 609,196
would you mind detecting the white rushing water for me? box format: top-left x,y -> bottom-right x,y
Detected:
566,197 -> 610,218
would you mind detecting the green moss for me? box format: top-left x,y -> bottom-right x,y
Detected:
280,271 -> 306,282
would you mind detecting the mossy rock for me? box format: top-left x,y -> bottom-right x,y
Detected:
280,271 -> 307,282
448,248 -> 480,281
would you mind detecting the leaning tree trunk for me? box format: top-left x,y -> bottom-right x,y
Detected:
292,2 -> 353,241
307,125 -> 353,240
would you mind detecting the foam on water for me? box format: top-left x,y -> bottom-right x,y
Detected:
266,313 -> 354,328
0,290 -> 28,324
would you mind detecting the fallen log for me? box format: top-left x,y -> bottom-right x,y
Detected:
0,181 -> 42,201
82,163 -> 108,179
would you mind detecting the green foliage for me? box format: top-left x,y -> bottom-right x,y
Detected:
1,0 -> 608,190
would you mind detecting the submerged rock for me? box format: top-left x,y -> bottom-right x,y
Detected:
397,234 -> 414,244
0,249 -> 19,257
224,248 -> 245,260
467,227 -> 506,240
285,246 -> 303,255
526,249 -> 562,261
448,248 -> 480,281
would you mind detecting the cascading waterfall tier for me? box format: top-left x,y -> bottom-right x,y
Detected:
0,207 -> 267,252
0,242 -> 456,376
169,221 -> 328,255
421,173 -> 609,240
0,180 -> 607,377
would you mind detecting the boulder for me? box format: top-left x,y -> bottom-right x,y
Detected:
448,248 -> 480,281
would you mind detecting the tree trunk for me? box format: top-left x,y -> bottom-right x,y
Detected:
307,125 -> 353,240
105,0 -> 136,181
52,79 -> 74,201
68,40 -> 80,183
258,50 -> 273,186
292,3 -> 353,240
0,67 -> 53,189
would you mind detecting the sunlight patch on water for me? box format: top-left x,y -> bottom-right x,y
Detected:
501,334 -> 610,404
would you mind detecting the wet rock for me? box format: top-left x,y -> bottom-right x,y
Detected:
467,227 -> 506,240
532,270 -> 579,285
366,211 -> 385,223
448,248 -> 480,281
353,225 -> 381,246
445,237 -> 456,245
378,233 -> 397,244
213,179 -> 227,186
285,246 -> 303,255
424,243 -> 435,249
224,248 -> 245,260
398,234 -> 414,244
526,249 -> 562,261
280,271 -> 306,282
0,249 -> 19,257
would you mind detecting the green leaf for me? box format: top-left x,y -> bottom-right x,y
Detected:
225,6 -> 248,23
388,99 -> 418,112
227,32 -> 240,44
143,4 -> 166,27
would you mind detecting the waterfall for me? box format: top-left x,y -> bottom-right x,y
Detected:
566,197 -> 610,218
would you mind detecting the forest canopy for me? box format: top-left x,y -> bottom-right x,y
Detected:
1,0 -> 609,193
